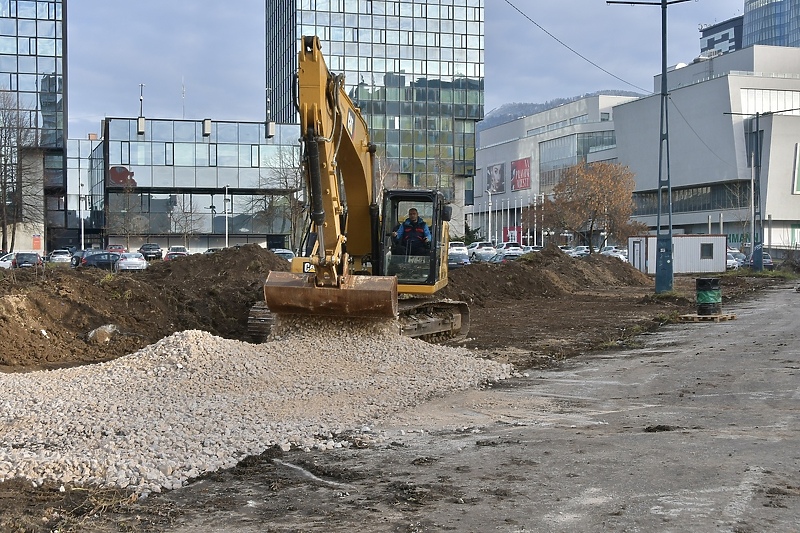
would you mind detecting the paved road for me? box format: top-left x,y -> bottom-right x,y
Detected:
164,283 -> 800,532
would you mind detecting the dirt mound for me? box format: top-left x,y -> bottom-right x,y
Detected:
0,242 -> 713,373
442,244 -> 651,306
0,245 -> 288,371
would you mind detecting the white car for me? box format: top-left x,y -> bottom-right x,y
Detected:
117,252 -> 149,271
726,253 -> 739,270
271,248 -> 296,262
47,249 -> 73,264
467,241 -> 496,262
448,241 -> 468,255
497,242 -> 523,253
0,252 -> 13,269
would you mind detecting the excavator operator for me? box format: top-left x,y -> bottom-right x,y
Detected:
392,208 -> 431,256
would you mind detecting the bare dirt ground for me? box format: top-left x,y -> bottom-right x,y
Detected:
0,244 -> 792,532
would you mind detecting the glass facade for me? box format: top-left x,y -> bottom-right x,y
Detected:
266,0 -> 484,203
0,0 -> 65,249
85,119 -> 302,251
633,182 -> 750,216
538,131 -> 617,194
743,0 -> 800,47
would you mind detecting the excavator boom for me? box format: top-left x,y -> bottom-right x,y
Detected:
262,36 -> 397,318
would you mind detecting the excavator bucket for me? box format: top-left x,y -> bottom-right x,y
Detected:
263,271 -> 398,318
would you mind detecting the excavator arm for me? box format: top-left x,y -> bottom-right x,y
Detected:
262,36 -> 397,318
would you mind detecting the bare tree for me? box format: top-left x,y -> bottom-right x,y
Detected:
170,194 -> 202,248
0,89 -> 43,252
245,146 -> 304,250
105,182 -> 148,249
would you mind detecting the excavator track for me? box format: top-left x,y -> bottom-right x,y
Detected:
247,298 -> 469,344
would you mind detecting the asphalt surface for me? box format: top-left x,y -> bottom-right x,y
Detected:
161,283 -> 800,532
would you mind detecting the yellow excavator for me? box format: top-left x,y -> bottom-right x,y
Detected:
249,36 -> 468,342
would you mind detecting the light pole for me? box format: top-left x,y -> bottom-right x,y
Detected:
485,189 -> 493,244
79,183 -> 85,250
224,185 -> 230,248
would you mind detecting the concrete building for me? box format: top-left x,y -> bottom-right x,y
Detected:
615,45 -> 800,255
266,0 -> 485,235
472,95 -> 637,245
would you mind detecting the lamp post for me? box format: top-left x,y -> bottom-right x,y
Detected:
485,189 -> 493,244
224,185 -> 230,248
79,183 -> 85,250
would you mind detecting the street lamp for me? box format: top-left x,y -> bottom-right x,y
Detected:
224,185 -> 230,249
486,189 -> 493,244
79,183 -> 85,250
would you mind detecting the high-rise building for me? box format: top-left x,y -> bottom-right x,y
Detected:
743,0 -> 800,48
700,16 -> 743,56
0,0 -> 65,252
266,0 -> 484,232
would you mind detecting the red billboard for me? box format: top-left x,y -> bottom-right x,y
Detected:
511,158 -> 531,191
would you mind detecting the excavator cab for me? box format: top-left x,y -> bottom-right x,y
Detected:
379,190 -> 451,294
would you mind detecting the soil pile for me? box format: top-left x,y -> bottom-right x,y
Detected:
440,244 -> 651,305
0,242 -> 770,373
0,245 -> 289,371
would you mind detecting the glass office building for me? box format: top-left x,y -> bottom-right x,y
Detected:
75,118 -> 302,252
266,0 -> 484,206
743,0 -> 800,48
0,0 -> 65,251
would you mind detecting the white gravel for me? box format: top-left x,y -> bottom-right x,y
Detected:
0,316 -> 512,496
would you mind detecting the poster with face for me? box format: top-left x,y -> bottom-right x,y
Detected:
486,163 -> 505,193
511,158 -> 531,191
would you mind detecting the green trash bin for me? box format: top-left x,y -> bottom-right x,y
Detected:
696,277 -> 721,315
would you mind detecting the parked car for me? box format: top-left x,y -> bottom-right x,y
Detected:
0,252 -> 15,269
748,252 -> 774,271
47,249 -> 72,265
270,248 -> 296,262
497,242 -> 523,253
164,251 -> 189,261
138,243 -> 163,261
448,241 -> 469,255
79,252 -> 120,271
168,245 -> 189,254
730,251 -> 747,268
602,249 -> 628,262
116,252 -> 148,271
467,241 -> 496,262
488,250 -> 524,264
106,244 -> 126,253
71,249 -> 95,268
726,253 -> 739,270
12,252 -> 43,268
203,248 -> 224,254
447,251 -> 470,269
521,245 -> 543,254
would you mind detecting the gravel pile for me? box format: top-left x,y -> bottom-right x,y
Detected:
0,317 -> 512,496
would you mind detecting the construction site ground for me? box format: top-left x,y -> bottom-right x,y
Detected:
0,244 -> 795,532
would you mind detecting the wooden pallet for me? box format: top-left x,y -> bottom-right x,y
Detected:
677,313 -> 736,323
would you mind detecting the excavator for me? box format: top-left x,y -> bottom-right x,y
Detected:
248,36 -> 468,342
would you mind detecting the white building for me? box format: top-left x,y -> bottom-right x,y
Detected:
615,45 -> 800,255
473,95 -> 637,245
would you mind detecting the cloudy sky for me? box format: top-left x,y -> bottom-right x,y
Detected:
66,0 -> 743,139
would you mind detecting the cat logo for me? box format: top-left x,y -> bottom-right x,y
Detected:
302,262 -> 316,273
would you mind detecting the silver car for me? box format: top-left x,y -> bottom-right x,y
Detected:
47,249 -> 72,265
116,252 -> 148,271
467,241 -> 496,262
0,252 -> 13,269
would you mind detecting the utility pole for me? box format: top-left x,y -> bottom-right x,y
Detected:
608,0 -> 689,293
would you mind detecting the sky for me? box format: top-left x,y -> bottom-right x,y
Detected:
66,0 -> 744,139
